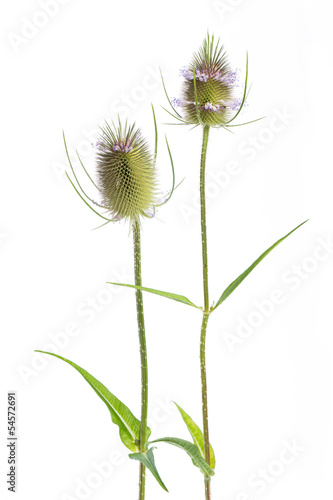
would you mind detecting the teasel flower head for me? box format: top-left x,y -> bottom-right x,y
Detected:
181,35 -> 238,126
63,109 -> 177,230
161,33 -> 260,130
96,121 -> 157,223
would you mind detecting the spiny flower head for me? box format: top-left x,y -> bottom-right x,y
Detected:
96,121 -> 157,223
180,34 -> 241,126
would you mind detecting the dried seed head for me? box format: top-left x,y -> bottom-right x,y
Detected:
180,34 -> 240,126
96,121 -> 157,223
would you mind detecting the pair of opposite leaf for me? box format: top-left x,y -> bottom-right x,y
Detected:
35,351 -> 215,491
35,203 -> 307,490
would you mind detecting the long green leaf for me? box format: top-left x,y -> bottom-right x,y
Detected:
129,448 -> 168,491
150,437 -> 215,478
35,351 -> 148,452
174,403 -> 215,469
107,282 -> 201,309
213,220 -> 308,311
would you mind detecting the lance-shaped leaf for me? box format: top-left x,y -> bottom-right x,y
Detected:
129,448 -> 168,492
107,282 -> 201,309
150,437 -> 215,478
174,402 -> 215,469
212,220 -> 308,311
35,351 -> 148,452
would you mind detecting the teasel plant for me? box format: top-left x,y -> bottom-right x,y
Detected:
35,109 -> 205,500
107,34 -> 308,500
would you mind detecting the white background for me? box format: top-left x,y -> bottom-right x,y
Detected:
1,0 -> 333,499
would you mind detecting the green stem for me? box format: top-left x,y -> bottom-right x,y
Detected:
133,219 -> 148,500
200,125 -> 211,500
200,126 -> 210,313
